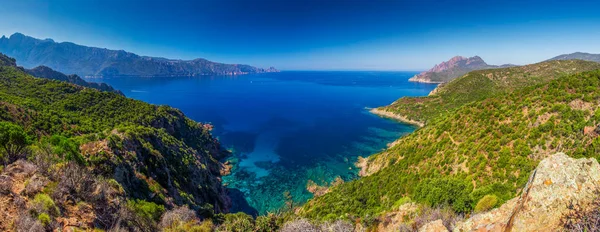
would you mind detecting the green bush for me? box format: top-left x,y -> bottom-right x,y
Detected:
412,178 -> 473,213
127,199 -> 166,222
38,213 -> 51,226
474,195 -> 499,213
32,193 -> 59,216
216,212 -> 255,232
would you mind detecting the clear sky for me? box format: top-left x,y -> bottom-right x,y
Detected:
1,0 -> 600,70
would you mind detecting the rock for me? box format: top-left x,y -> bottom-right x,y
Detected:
419,219 -> 449,232
377,202 -> 419,231
453,153 -> 600,231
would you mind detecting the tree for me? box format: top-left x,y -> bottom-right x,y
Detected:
0,122 -> 32,164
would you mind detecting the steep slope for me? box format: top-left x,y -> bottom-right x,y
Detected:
547,52 -> 600,63
0,53 -> 231,230
379,60 -> 600,125
408,56 -> 513,83
26,65 -> 123,94
301,67 -> 600,222
0,33 -> 278,77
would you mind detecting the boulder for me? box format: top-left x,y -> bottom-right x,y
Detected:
453,153 -> 600,231
419,219 -> 449,232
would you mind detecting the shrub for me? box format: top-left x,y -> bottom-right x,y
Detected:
280,218 -> 320,232
0,174 -> 13,194
127,199 -> 165,222
38,213 -> 51,226
14,214 -> 45,232
159,205 -> 198,230
474,195 -> 498,213
562,196 -> 600,231
255,214 -> 282,232
32,193 -> 59,216
216,212 -> 255,232
413,178 -> 473,213
24,175 -> 48,196
320,220 -> 354,232
0,122 -> 32,164
398,206 -> 461,232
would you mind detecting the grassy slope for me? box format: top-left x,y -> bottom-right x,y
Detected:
382,60 -> 600,125
301,65 -> 600,220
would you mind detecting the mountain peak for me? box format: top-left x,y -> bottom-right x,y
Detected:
409,55 -> 496,83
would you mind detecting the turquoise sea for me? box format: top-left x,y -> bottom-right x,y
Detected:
87,71 -> 437,215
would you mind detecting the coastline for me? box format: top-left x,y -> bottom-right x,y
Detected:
369,108 -> 425,127
408,76 -> 444,84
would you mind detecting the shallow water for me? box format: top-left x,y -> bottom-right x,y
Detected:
87,71 -> 437,215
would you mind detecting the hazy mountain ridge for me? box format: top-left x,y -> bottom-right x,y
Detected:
0,33 -> 278,77
547,52 -> 600,63
409,55 -> 515,83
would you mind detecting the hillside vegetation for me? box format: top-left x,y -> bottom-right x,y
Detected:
0,53 -> 234,230
300,63 -> 600,223
381,60 -> 600,125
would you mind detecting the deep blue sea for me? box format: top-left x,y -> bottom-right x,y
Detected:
86,71 -> 436,215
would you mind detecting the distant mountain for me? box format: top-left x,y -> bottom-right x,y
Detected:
547,52 -> 600,63
409,56 -> 514,83
0,33 -> 278,77
25,65 -> 123,95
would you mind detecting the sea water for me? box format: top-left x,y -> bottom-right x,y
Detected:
87,71 -> 436,215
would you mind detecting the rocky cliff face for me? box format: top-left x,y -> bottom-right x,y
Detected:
0,33 -> 278,77
409,56 -> 511,83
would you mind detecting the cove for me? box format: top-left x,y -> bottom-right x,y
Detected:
87,71 -> 437,215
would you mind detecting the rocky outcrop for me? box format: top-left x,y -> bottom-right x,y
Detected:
419,220 -> 449,232
451,153 -> 600,232
409,56 -> 512,83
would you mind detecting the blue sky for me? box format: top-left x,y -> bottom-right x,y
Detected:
1,0 -> 600,70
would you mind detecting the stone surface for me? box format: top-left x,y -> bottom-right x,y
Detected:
453,153 -> 600,231
419,219 -> 449,232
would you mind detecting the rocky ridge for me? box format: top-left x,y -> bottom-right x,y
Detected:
409,56 -> 513,83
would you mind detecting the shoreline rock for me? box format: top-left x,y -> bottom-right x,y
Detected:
369,108 -> 425,127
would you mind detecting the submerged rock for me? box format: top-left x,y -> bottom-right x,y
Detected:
452,153 -> 600,232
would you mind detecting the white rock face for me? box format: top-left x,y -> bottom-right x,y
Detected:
452,153 -> 600,232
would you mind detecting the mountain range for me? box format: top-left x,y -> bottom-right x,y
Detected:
547,52 -> 600,63
0,33 -> 278,77
410,52 -> 600,84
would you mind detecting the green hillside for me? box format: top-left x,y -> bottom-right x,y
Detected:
381,60 -> 600,125
0,53 -> 232,230
301,65 -> 600,222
